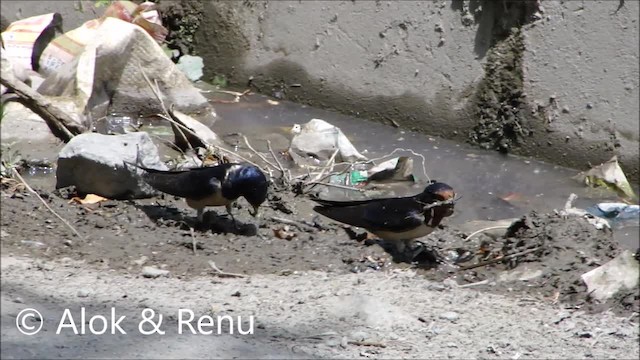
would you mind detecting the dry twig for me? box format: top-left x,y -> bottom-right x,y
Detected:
267,140 -> 289,183
1,74 -> 85,142
464,225 -> 511,241
242,136 -> 279,171
190,227 -> 197,255
347,340 -> 387,348
271,216 -> 316,232
210,145 -> 267,172
12,168 -> 82,238
138,64 -> 199,152
458,246 -> 541,271
303,182 -> 365,192
306,148 -> 339,185
208,260 -> 247,278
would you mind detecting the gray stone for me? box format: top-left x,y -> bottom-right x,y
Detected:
142,266 -> 170,278
324,337 -> 341,347
55,132 -> 168,199
439,311 -> 460,322
76,289 -> 91,298
349,330 -> 369,342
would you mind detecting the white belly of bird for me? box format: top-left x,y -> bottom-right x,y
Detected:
186,192 -> 232,210
372,223 -> 435,241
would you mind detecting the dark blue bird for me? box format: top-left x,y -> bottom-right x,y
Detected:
312,181 -> 456,253
134,162 -> 269,225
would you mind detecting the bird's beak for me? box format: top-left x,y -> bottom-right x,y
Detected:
249,205 -> 260,218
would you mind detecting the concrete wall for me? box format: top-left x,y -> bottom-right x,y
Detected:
2,0 -> 638,181
193,0 -> 639,181
1,1 -> 99,31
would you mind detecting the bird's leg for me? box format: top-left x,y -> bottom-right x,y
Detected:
394,240 -> 407,255
225,203 -> 239,231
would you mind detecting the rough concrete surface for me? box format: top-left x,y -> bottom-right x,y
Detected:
191,0 -> 639,181
0,1 -> 98,32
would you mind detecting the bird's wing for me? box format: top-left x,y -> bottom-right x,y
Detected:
310,195 -> 403,207
314,197 -> 424,232
135,164 -> 229,200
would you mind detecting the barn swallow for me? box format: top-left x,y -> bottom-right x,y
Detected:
312,181 -> 457,254
131,162 -> 269,226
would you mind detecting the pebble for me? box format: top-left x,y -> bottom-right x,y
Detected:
439,311 -> 460,322
142,266 -> 170,278
442,278 -> 459,288
63,240 -> 73,247
350,330 -> 369,341
77,289 -> 91,298
426,283 -> 447,291
360,350 -> 378,357
0,230 -> 8,238
13,297 -> 24,304
461,13 -> 474,26
325,337 -> 341,347
133,256 -> 148,266
340,336 -> 349,348
94,218 -> 107,228
21,240 -> 46,248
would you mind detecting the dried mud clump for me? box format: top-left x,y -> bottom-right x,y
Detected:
466,0 -> 541,153
157,0 -> 205,57
469,28 -> 533,153
501,211 -> 638,314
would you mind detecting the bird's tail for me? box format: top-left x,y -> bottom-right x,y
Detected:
123,155 -> 191,198
130,165 -> 194,198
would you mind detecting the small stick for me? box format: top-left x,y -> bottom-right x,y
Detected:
271,216 -> 316,232
190,227 -> 197,255
212,89 -> 251,98
267,140 -> 289,182
303,182 -> 365,192
242,136 -> 279,171
12,168 -> 82,238
458,246 -> 541,271
210,145 -> 268,174
1,75 -> 85,142
208,260 -> 247,278
309,164 -> 351,187
420,197 -> 459,211
458,279 -> 489,288
464,225 -> 511,241
139,65 -> 197,153
347,340 -> 387,348
306,148 -> 339,185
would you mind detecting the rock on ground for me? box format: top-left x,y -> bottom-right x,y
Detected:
55,132 -> 168,199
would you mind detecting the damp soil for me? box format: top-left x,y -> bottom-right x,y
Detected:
2,176 -> 637,319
